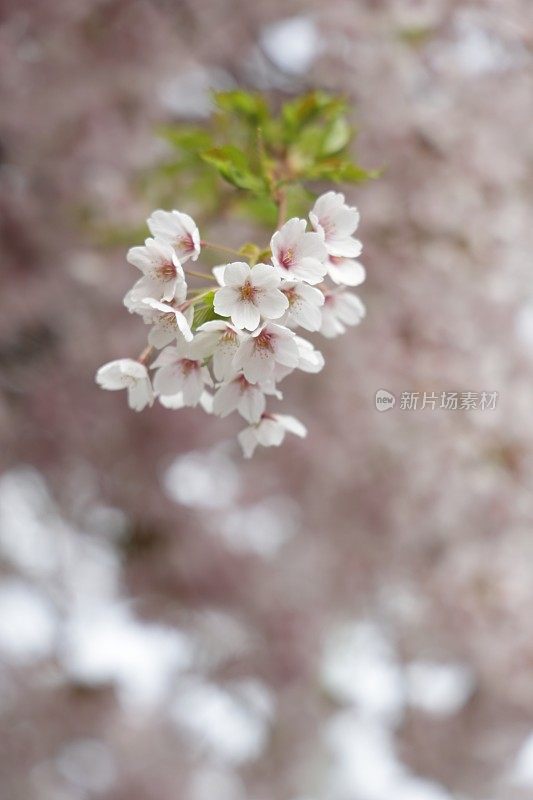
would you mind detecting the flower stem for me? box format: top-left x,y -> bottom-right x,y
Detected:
138,345 -> 155,366
201,240 -> 242,258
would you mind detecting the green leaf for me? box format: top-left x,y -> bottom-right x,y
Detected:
304,158 -> 380,183
321,117 -> 352,155
192,290 -> 221,329
214,90 -> 269,124
282,92 -> 347,139
157,126 -> 212,152
200,146 -> 266,193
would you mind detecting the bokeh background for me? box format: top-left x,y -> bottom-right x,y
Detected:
2,1 -> 533,798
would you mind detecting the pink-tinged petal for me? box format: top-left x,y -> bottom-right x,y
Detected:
297,283 -> 325,305
213,286 -> 239,318
274,335 -> 299,368
127,380 -> 153,411
181,368 -> 205,406
213,338 -> 239,381
276,414 -> 307,438
332,206 -> 360,236
292,302 -> 322,331
336,293 -> 366,324
212,265 -> 226,286
174,309 -> 194,342
231,300 -> 261,331
238,427 -> 259,458
151,346 -> 179,369
96,361 -> 127,390
153,365 -> 184,395
256,419 -> 285,447
213,381 -> 241,418
223,262 -> 250,287
292,257 -> 327,284
298,231 -> 328,261
326,237 -> 362,258
242,348 -> 274,384
255,290 -> 288,320
238,386 -> 265,423
250,263 -> 280,289
232,338 -> 255,373
328,258 -> 366,286
148,325 -> 175,349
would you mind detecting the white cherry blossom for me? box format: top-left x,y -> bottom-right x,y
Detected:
309,191 -> 362,258
233,322 -> 299,384
280,280 -> 324,331
320,289 -> 366,338
190,321 -> 243,382
213,374 -> 281,424
326,254 -> 366,287
143,298 -> 194,348
96,359 -> 153,411
123,288 -> 154,321
147,209 -> 201,263
159,390 -> 213,413
127,238 -> 186,302
238,414 -> 307,458
152,345 -> 213,406
213,262 -> 288,331
274,335 -> 325,382
270,218 -> 327,284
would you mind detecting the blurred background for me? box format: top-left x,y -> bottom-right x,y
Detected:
2,1 -> 533,798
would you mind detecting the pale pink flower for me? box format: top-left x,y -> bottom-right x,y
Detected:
274,335 -> 325,381
147,209 -> 201,263
159,390 -> 213,413
280,280 -> 324,331
270,218 -> 327,284
326,254 -> 366,287
320,289 -> 366,338
96,359 -> 153,411
127,238 -> 186,302
233,322 -> 299,384
152,345 -> 213,406
309,191 -> 362,258
213,374 -> 281,424
238,414 -> 307,458
143,299 -> 194,348
190,321 -> 243,382
213,262 -> 288,331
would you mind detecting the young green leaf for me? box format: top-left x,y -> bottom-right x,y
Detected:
200,146 -> 266,193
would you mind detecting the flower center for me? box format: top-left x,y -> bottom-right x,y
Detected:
283,286 -> 298,306
180,358 -> 199,375
279,248 -> 294,268
240,281 -> 257,302
221,328 -> 237,344
161,311 -> 177,328
321,217 -> 335,237
179,233 -> 194,254
237,374 -> 251,389
255,331 -> 274,352
156,261 -> 177,280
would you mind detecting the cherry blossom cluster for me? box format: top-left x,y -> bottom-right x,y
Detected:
96,192 -> 366,456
